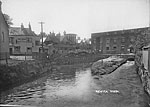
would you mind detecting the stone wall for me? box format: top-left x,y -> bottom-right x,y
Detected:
135,51 -> 150,96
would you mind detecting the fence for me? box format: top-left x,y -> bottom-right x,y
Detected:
32,52 -> 48,60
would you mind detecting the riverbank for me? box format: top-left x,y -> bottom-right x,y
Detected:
1,61 -> 149,107
0,60 -> 52,92
0,56 -> 93,92
91,56 -> 127,79
1,52 -> 125,92
135,52 -> 150,100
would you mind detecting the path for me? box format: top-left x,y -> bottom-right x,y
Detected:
92,61 -> 150,107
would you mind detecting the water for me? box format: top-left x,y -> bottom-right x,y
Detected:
0,65 -> 96,107
1,63 -> 148,107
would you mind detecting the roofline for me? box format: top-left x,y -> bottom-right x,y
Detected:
9,26 -> 37,36
9,34 -> 38,36
1,12 -> 9,28
10,26 -> 32,30
66,33 -> 77,35
91,27 -> 149,35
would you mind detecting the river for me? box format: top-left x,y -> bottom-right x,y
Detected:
0,65 -> 99,107
0,62 -> 149,107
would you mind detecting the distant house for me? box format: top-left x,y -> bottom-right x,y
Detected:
0,1 -> 9,60
44,32 -> 60,45
91,27 -> 149,54
9,23 -> 40,55
62,31 -> 77,44
44,31 -> 78,55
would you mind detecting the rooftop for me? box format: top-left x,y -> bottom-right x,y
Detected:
9,24 -> 36,36
91,27 -> 149,37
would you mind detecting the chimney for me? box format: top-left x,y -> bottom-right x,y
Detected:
29,22 -> 32,31
63,31 -> 66,35
0,1 -> 2,11
21,23 -> 24,31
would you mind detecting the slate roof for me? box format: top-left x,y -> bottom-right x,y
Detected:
91,27 -> 149,38
44,34 -> 60,45
9,27 -> 36,36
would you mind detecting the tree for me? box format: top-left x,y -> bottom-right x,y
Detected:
3,13 -> 13,27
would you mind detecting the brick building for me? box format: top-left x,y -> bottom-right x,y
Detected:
91,27 -> 149,54
0,1 -> 9,60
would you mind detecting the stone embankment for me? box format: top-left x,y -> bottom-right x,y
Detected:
135,52 -> 150,98
91,56 -> 127,79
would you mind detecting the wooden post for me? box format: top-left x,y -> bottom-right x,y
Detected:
148,47 -> 150,73
6,52 -> 8,65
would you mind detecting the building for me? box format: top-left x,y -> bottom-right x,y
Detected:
44,32 -> 60,45
9,23 -> 40,55
63,31 -> 77,44
44,31 -> 78,55
0,1 -> 9,60
91,27 -> 149,54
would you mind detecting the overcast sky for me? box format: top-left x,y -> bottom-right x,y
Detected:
1,0 -> 149,39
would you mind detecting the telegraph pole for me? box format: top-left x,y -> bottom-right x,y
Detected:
39,22 -> 45,53
149,0 -> 150,27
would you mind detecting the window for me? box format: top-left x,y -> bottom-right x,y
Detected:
113,38 -> 117,43
106,46 -> 109,50
35,41 -> 40,46
113,45 -> 117,50
9,37 -> 14,44
106,38 -> 110,44
121,37 -> 125,42
121,45 -> 125,50
114,32 -> 117,34
93,38 -> 96,44
27,38 -> 32,42
27,47 -> 32,53
99,38 -> 102,43
14,46 -> 20,52
2,32 -> 4,42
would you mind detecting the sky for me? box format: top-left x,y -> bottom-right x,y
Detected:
1,0 -> 149,39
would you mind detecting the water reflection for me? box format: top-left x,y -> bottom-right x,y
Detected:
1,66 -> 93,106
55,69 -> 92,101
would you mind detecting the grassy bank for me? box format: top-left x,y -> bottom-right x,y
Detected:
0,60 -> 52,92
